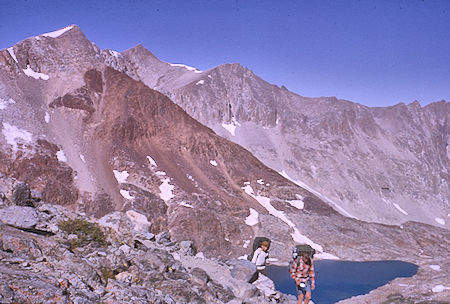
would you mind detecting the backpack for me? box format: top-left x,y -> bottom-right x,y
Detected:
292,244 -> 315,260
247,237 -> 271,261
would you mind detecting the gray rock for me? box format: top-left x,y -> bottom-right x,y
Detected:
12,183 -> 34,207
156,231 -> 171,244
0,206 -> 39,228
228,258 -> 256,282
179,240 -> 196,256
190,267 -> 210,286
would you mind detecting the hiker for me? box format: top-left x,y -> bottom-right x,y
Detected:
290,252 -> 315,304
248,240 -> 269,283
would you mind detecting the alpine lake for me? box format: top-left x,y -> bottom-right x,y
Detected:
266,260 -> 418,304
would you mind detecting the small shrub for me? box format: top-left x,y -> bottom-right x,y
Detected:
58,218 -> 107,248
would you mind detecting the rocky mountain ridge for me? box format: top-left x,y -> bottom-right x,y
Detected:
0,25 -> 449,303
122,43 -> 449,229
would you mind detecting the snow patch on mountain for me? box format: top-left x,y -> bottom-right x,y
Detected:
120,190 -> 134,200
45,112 -> 50,123
146,155 -> 157,167
435,217 -> 445,225
286,198 -> 304,210
23,65 -> 49,80
109,50 -> 120,58
0,98 -> 15,110
242,184 -> 332,255
245,208 -> 259,226
430,265 -> 441,271
432,285 -> 450,293
113,170 -> 129,184
169,63 -> 202,73
196,80 -> 205,85
159,178 -> 175,202
210,160 -> 218,166
42,25 -> 74,38
56,150 -> 67,162
80,154 -> 86,163
179,201 -> 194,208
279,170 -> 356,219
2,122 -> 33,151
393,203 -> 409,215
7,47 -> 18,63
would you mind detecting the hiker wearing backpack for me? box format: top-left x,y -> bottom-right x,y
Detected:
290,252 -> 315,304
248,240 -> 269,283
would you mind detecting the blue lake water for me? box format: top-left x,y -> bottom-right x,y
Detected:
266,260 -> 418,304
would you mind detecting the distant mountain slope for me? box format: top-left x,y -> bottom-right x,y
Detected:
0,26 -> 448,265
124,46 -> 449,229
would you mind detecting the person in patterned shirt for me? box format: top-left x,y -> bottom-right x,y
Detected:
289,253 -> 315,304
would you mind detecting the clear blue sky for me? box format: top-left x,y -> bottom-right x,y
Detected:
1,0 -> 449,107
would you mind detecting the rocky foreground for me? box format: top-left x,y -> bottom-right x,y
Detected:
1,179 -> 449,304
0,180 -> 297,304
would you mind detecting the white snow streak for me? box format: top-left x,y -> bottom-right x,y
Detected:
2,122 -> 32,151
109,50 -> 120,57
242,184 -> 327,253
169,63 -> 202,73
243,239 -> 251,249
42,26 -> 74,38
7,47 -> 18,63
435,217 -> 445,225
432,285 -> 450,293
159,178 -> 175,202
196,80 -> 205,85
314,252 -> 340,260
147,156 -> 157,167
257,179 -> 264,185
120,190 -> 134,200
45,112 -> 50,123
23,65 -> 49,80
279,170 -> 356,219
245,208 -> 259,226
393,203 -> 408,215
430,265 -> 441,271
286,199 -> 304,210
179,201 -> 194,208
0,98 -> 15,110
56,150 -> 67,162
222,123 -> 238,136
113,170 -> 129,184
210,160 -> 218,166
80,154 -> 86,163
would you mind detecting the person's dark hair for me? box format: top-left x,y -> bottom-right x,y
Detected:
301,253 -> 312,266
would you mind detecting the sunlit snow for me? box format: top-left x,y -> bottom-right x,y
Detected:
113,170 -> 129,184
45,112 -> 50,123
7,47 -> 18,63
393,203 -> 408,215
2,122 -> 32,151
286,199 -> 304,210
245,208 -> 259,226
56,150 -> 67,162
120,190 -> 134,200
179,201 -> 194,208
430,265 -> 441,271
435,217 -> 445,225
159,178 -> 175,202
243,239 -> 251,249
196,80 -> 205,85
23,65 -> 49,80
0,98 -> 15,110
169,63 -> 202,73
147,156 -> 157,167
257,179 -> 264,185
432,285 -> 450,293
42,26 -> 74,38
210,160 -> 218,166
80,154 -> 86,163
156,171 -> 166,176
109,50 -> 120,57
242,184 -> 329,254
